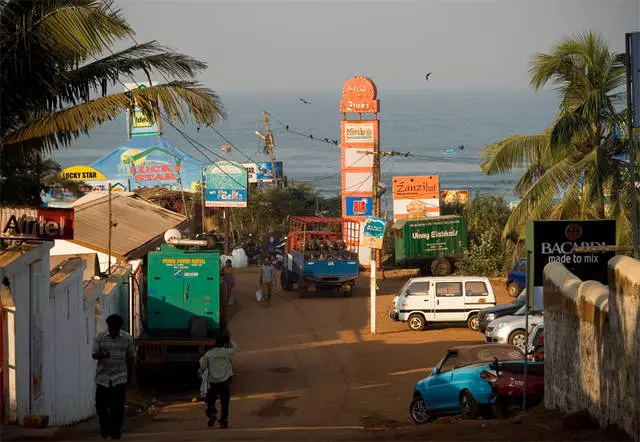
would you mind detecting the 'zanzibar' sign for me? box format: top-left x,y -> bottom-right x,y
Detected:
0,207 -> 74,240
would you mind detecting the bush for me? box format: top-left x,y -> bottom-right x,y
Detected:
456,194 -> 516,276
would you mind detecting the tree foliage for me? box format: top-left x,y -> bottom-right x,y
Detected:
0,0 -> 225,203
480,32 -> 633,244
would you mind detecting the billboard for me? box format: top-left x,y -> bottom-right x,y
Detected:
59,165 -> 107,181
125,82 -> 160,138
361,217 -> 386,249
242,161 -> 283,183
204,161 -> 248,208
525,220 -> 616,308
345,196 -> 373,217
440,189 -> 470,205
339,76 -> 380,113
0,207 -> 74,240
340,120 -> 379,147
392,176 -> 440,221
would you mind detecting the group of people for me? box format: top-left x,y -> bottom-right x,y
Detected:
92,314 -> 239,438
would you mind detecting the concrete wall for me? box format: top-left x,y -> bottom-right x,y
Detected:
543,257 -> 640,440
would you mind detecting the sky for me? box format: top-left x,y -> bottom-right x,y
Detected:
115,0 -> 639,94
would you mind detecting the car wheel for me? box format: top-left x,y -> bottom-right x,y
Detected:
459,390 -> 479,420
507,282 -> 520,298
408,313 -> 426,331
409,395 -> 431,424
467,314 -> 480,331
508,329 -> 527,351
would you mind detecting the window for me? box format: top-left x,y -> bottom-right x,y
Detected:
439,352 -> 459,373
407,281 -> 429,295
436,282 -> 462,297
465,281 -> 488,297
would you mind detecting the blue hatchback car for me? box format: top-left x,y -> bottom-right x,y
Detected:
506,258 -> 527,298
410,344 -> 524,424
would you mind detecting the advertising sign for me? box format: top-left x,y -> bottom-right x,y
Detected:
630,33 -> 640,127
204,161 -> 248,208
392,176 -> 440,221
0,207 -> 74,240
59,165 -> 107,181
125,82 -> 160,138
340,120 -> 379,147
361,216 -> 386,249
242,162 -> 283,183
526,220 -> 616,307
440,189 -> 470,205
340,76 -> 380,113
345,196 -> 373,217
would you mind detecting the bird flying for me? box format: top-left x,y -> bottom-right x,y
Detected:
299,97 -> 311,104
425,73 -> 431,81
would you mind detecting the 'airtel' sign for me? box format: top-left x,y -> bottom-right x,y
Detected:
0,208 -> 74,240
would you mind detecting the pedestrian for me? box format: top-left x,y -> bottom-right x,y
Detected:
222,259 -> 235,306
259,257 -> 276,305
265,229 -> 280,258
92,314 -> 135,440
199,334 -> 239,429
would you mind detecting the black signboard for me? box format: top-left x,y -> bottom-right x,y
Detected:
528,220 -> 616,286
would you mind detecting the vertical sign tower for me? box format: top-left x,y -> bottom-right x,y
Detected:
340,77 -> 381,265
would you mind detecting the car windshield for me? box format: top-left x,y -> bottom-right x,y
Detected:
464,346 -> 524,364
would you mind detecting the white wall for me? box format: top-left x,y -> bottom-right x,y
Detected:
0,242 -> 52,424
51,241 -> 115,273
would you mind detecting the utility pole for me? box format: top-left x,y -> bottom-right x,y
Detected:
107,182 -> 113,275
626,33 -> 639,258
370,139 -> 380,334
256,112 -> 278,187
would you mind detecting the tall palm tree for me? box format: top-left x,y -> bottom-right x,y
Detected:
480,32 -> 633,244
0,0 -> 225,201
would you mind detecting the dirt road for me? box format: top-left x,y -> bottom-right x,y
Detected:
15,269 -> 627,441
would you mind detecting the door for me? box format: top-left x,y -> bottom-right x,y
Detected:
424,351 -> 459,411
402,281 -> 433,321
463,280 -> 491,317
434,281 -> 464,322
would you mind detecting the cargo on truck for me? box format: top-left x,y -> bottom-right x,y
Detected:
281,217 -> 360,297
134,234 -> 226,384
393,215 -> 468,276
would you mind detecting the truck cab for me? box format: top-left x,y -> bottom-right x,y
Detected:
390,276 -> 496,331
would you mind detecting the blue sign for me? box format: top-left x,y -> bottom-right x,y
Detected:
361,216 -> 386,249
126,82 -> 160,138
631,33 -> 640,127
204,161 -> 248,208
345,196 -> 373,217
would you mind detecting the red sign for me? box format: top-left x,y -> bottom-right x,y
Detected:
130,164 -> 182,182
340,76 -> 379,113
0,208 -> 74,240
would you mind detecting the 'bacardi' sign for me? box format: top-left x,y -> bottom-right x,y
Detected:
0,207 -> 74,240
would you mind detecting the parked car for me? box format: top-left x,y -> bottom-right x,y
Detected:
478,290 -> 526,333
489,359 -> 545,418
485,306 -> 544,351
389,277 -> 496,331
506,258 -> 527,298
409,344 -> 524,424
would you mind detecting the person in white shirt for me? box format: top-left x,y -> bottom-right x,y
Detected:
259,258 -> 276,305
199,334 -> 238,428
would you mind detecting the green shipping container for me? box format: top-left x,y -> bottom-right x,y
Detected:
393,216 -> 468,266
147,245 -> 220,334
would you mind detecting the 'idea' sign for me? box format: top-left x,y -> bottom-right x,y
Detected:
0,207 -> 74,240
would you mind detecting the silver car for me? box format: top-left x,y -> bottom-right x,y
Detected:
484,305 -> 544,351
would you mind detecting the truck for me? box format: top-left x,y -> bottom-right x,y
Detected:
393,215 -> 468,276
134,240 -> 225,384
280,217 -> 360,297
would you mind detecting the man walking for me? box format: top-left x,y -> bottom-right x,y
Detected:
199,335 -> 239,428
259,257 -> 276,305
92,314 -> 135,440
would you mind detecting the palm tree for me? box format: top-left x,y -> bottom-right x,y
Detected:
0,0 -> 226,201
480,31 -> 632,244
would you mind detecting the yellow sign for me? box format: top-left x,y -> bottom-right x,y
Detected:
60,165 -> 107,181
132,108 -> 154,128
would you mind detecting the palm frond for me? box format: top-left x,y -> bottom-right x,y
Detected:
480,133 -> 550,175
3,81 -> 225,152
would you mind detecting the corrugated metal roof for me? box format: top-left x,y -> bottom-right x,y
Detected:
72,191 -> 136,207
72,193 -> 188,259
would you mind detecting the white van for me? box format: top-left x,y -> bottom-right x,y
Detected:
388,276 -> 496,331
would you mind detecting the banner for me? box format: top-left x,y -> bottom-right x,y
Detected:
125,82 -> 160,138
204,161 -> 248,208
60,165 -> 107,181
392,175 -> 440,221
242,161 -> 283,183
361,216 -> 386,249
340,120 -> 379,147
0,207 -> 74,240
440,189 -> 470,205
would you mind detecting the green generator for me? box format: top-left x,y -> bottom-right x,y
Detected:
147,244 -> 220,335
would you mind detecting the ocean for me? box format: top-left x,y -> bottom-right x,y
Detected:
49,88 -> 559,209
